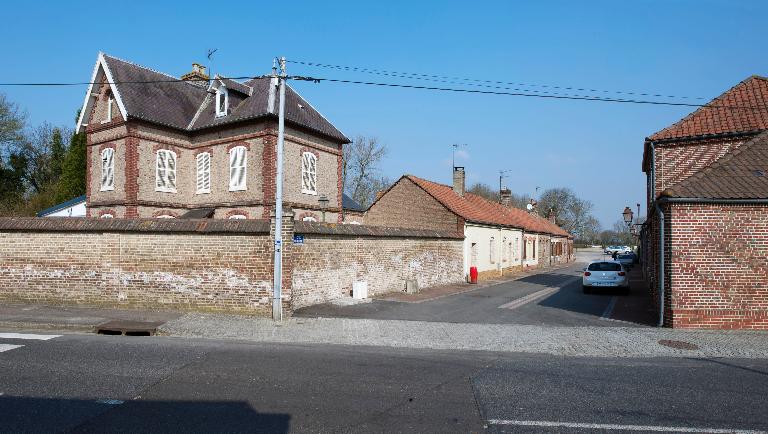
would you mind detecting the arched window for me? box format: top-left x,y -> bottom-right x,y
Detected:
196,152 -> 211,194
228,214 -> 247,220
156,214 -> 175,219
100,148 -> 114,191
104,90 -> 114,123
216,86 -> 228,117
100,213 -> 114,218
302,216 -> 317,222
155,149 -> 177,192
301,152 -> 317,195
229,146 -> 247,191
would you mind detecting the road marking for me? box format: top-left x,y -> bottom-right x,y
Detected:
486,419 -> 767,433
0,344 -> 23,353
0,333 -> 61,341
600,296 -> 618,320
498,287 -> 559,310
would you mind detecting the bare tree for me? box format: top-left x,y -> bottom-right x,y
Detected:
537,187 -> 600,239
343,136 -> 389,208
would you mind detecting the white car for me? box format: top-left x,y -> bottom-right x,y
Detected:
582,261 -> 629,294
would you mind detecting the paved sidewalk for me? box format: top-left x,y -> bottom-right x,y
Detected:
0,303 -> 182,332
159,314 -> 768,359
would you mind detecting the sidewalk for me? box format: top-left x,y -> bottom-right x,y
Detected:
0,303 -> 182,332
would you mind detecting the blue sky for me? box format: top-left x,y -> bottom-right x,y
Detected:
2,0 -> 766,227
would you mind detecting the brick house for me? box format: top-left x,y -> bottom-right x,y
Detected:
365,167 -> 573,280
642,75 -> 768,329
76,53 -> 350,220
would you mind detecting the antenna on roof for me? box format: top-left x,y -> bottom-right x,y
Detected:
207,48 -> 218,81
451,143 -> 467,168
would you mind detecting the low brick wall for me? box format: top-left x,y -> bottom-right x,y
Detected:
0,218 -> 276,314
290,222 -> 464,308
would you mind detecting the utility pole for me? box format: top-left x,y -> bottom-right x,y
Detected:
272,56 -> 287,321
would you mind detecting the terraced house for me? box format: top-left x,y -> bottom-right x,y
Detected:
643,75 -> 768,329
77,53 -> 350,221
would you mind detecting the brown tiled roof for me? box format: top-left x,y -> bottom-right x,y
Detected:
662,130 -> 768,199
648,75 -> 768,141
405,176 -> 571,237
101,54 -> 349,143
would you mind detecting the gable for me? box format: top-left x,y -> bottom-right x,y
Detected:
76,53 -> 128,132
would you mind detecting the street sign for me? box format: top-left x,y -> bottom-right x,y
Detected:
293,234 -> 304,245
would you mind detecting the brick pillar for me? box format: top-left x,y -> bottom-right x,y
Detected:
270,209 -> 295,315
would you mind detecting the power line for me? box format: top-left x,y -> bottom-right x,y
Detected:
288,75 -> 766,111
287,59 -> 707,101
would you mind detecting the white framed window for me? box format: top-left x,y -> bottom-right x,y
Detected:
301,152 -> 317,195
229,146 -> 247,191
216,86 -> 228,117
228,214 -> 247,220
155,149 -> 177,193
196,152 -> 211,194
100,148 -> 114,191
489,237 -> 496,263
302,216 -> 317,222
100,213 -> 114,218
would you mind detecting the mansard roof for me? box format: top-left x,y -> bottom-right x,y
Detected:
76,53 -> 350,143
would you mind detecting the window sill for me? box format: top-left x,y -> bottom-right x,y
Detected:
155,188 -> 177,193
196,190 -> 211,194
229,187 -> 247,192
100,187 -> 115,192
302,189 -> 317,195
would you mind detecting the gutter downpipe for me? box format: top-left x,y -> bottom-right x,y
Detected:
650,141 -> 665,327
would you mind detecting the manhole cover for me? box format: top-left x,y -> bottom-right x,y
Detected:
658,339 -> 699,350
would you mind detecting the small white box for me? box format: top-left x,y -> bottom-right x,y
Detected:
352,281 -> 368,299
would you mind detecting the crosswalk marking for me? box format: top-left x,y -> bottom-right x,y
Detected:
0,344 -> 24,353
0,333 -> 62,341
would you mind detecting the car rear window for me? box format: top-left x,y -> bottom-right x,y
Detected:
588,262 -> 622,271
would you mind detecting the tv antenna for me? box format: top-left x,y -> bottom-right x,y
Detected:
451,143 -> 467,168
207,48 -> 218,79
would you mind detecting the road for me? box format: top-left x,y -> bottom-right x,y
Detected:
296,249 -> 656,327
1,332 -> 767,433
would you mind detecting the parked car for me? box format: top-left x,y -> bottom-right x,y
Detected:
582,261 -> 629,294
616,253 -> 635,270
604,245 -> 618,254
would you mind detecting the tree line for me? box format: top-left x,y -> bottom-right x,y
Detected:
0,93 -> 86,216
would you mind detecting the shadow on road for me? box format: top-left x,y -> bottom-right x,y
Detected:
0,396 -> 291,433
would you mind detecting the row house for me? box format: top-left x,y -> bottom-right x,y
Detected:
642,75 -> 768,329
77,53 -> 350,220
365,167 -> 573,280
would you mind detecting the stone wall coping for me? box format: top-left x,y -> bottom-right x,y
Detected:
294,221 -> 464,239
0,217 -> 271,234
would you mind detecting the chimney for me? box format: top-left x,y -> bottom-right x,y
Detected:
453,167 -> 465,196
181,63 -> 209,87
547,208 -> 557,224
500,188 -> 512,207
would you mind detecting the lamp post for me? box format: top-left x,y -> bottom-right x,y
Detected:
318,194 -> 329,223
622,206 -> 634,227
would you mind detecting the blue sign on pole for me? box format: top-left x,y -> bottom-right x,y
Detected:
293,234 -> 304,245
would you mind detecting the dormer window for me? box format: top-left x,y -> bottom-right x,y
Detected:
216,86 -> 228,117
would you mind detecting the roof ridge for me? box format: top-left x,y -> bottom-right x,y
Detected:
103,53 -> 206,91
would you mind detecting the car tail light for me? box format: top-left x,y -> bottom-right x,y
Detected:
618,271 -> 626,276
584,272 -> 591,276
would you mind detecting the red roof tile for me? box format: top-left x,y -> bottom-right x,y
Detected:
406,176 -> 571,237
648,76 -> 768,141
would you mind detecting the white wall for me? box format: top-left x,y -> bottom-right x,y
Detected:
463,223 -> 524,277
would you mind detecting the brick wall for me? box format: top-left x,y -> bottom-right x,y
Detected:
291,222 -> 463,308
0,218 -> 276,314
365,178 -> 464,234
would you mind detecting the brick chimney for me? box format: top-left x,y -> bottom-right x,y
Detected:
500,188 -> 512,207
181,63 -> 209,87
547,208 -> 557,224
453,167 -> 465,196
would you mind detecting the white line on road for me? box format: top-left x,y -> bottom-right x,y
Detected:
0,344 -> 23,353
0,333 -> 61,341
600,296 -> 618,320
498,287 -> 559,310
487,419 -> 767,433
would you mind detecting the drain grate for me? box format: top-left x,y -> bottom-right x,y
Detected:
95,320 -> 162,336
658,339 -> 699,350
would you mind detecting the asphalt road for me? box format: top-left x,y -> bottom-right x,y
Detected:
1,332 -> 767,433
296,250 -> 655,327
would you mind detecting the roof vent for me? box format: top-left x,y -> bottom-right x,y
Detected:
754,169 -> 765,177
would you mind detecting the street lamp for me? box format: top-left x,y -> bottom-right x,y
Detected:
318,194 -> 329,223
622,206 -> 634,227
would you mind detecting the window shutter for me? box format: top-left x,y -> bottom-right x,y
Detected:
301,152 -> 317,194
156,151 -> 167,190
229,146 -> 246,191
100,148 -> 114,191
167,152 -> 176,190
197,152 -> 211,193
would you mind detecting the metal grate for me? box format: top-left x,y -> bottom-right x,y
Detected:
95,320 -> 162,336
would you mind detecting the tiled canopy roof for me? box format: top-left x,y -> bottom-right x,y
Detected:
648,75 -> 768,141
405,176 -> 571,237
96,54 -> 349,142
662,130 -> 768,199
